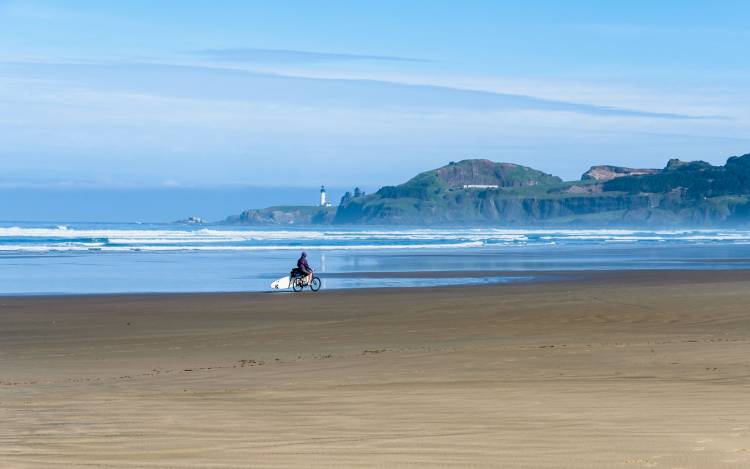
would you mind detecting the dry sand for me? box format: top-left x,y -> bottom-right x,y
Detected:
1,270 -> 750,468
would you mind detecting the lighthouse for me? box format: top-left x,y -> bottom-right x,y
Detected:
320,185 -> 327,206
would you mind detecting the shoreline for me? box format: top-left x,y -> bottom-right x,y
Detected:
1,268 -> 748,299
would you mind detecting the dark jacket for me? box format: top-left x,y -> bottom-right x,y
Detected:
297,256 -> 311,274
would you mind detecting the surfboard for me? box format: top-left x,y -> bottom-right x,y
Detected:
271,275 -> 291,290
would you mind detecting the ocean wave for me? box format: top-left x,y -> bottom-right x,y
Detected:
1,225 -> 743,239
0,241 -> 487,252
2,225 -> 750,253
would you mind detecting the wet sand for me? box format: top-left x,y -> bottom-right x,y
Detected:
2,270 -> 750,468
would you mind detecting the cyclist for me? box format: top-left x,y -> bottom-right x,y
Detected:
296,251 -> 313,285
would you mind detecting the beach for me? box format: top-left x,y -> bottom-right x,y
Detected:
2,269 -> 750,468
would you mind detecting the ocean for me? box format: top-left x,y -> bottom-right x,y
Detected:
2,222 -> 750,295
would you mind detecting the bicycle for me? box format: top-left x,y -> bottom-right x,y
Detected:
291,272 -> 321,292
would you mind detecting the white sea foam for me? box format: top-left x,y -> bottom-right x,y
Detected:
0,241 -> 486,252
1,225 -> 750,253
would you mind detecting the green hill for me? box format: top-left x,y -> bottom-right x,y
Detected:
375,159 -> 561,201
333,154 -> 750,226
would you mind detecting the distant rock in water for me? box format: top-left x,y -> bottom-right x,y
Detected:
225,206 -> 335,225
175,216 -> 206,225
581,165 -> 660,181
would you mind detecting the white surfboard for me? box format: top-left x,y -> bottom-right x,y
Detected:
271,275 -> 291,290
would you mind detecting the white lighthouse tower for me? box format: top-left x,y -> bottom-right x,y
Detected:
320,185 -> 327,206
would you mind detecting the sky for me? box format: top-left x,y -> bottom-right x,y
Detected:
2,0 -> 750,220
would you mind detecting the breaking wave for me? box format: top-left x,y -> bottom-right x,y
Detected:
1,224 -> 750,253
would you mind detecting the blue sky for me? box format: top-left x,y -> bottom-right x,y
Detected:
2,0 -> 750,194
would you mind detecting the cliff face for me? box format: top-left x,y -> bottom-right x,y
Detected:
581,165 -> 660,181
334,191 -> 657,225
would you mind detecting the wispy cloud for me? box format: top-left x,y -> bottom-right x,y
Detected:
0,61 -> 715,120
193,47 -> 430,64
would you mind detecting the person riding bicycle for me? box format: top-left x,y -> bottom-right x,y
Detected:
296,251 -> 313,285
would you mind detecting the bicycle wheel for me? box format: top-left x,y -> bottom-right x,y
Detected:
310,276 -> 321,292
292,278 -> 303,292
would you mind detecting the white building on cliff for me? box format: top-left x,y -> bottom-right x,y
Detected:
320,185 -> 331,207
